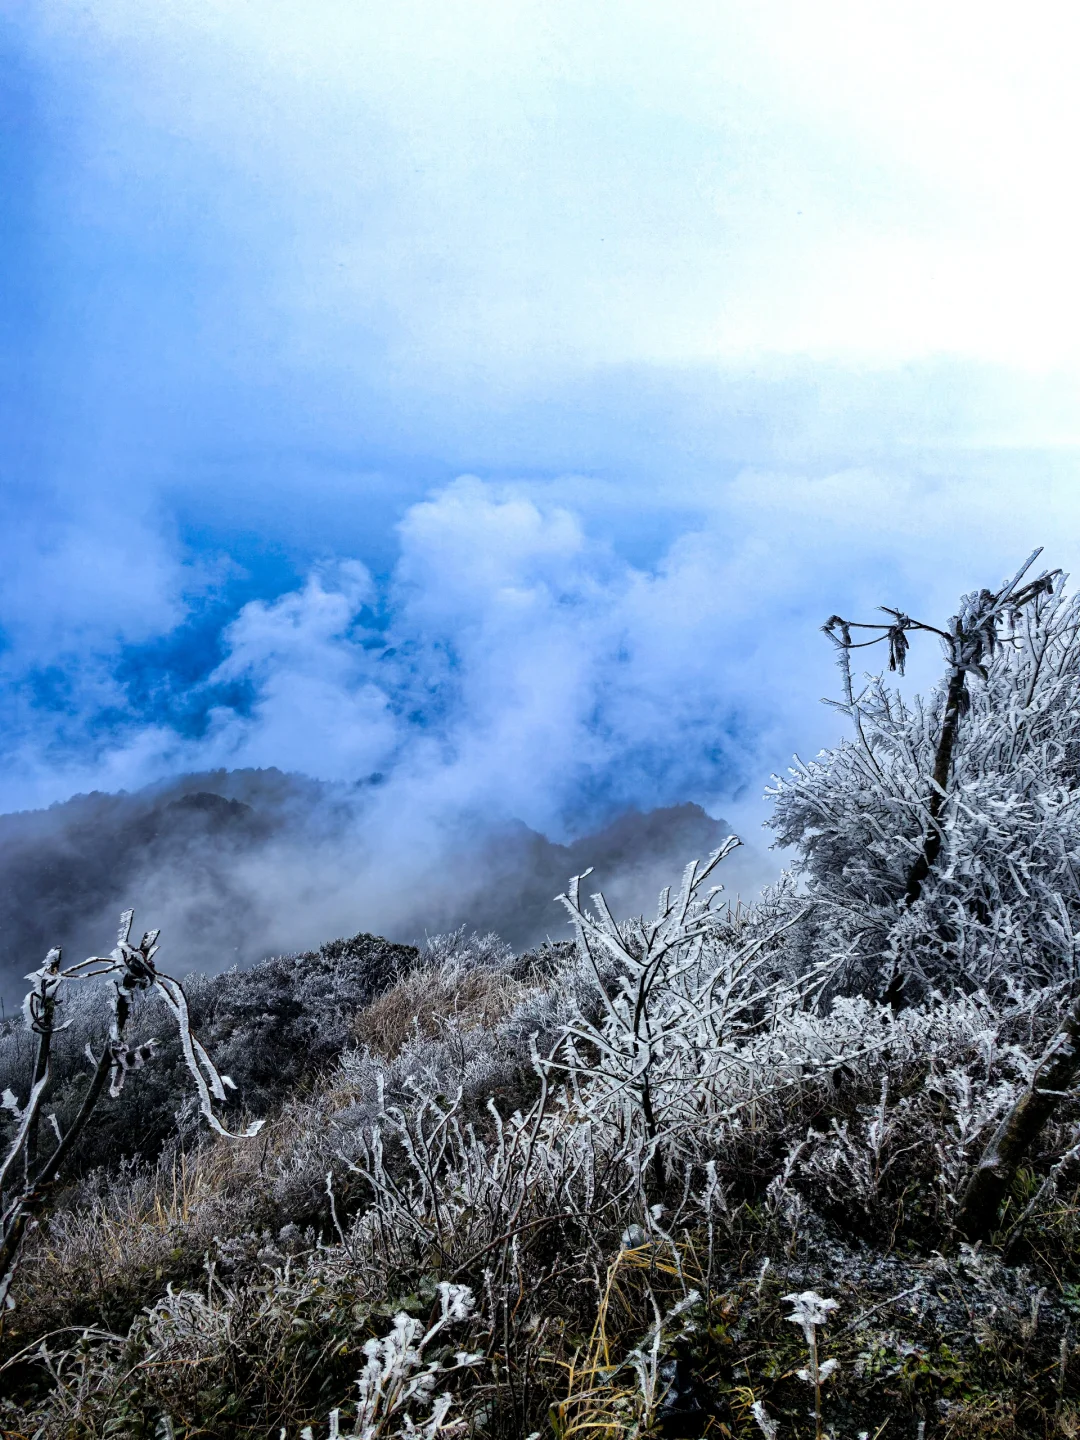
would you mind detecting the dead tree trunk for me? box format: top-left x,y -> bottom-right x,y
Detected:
825,552 -> 1057,920
903,667 -> 968,907
956,993 -> 1080,1241
23,949 -> 61,1178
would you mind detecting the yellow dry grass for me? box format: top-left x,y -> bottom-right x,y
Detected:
353,963 -> 528,1059
6,961 -> 533,1346
550,1240 -> 700,1440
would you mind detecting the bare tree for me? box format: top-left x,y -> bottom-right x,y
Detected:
769,551 -> 1072,1003
823,548 -> 1060,912
779,551 -> 1080,1240
0,911 -> 262,1309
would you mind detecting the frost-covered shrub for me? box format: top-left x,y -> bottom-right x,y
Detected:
190,931 -> 420,1111
549,840 -> 820,1189
6,859 -> 1080,1436
786,983 -> 1065,1241
298,1282 -> 480,1440
770,581 -> 1080,998
0,929 -> 420,1178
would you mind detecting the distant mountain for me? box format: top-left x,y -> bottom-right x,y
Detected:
0,769 -> 759,1004
464,803 -> 750,945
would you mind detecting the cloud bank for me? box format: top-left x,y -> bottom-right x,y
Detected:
2,1 -> 1080,953
2,470 -> 1074,830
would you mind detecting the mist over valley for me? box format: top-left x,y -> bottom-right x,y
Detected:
0,768 -> 760,1005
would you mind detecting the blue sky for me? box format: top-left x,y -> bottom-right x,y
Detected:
3,0 -> 1080,850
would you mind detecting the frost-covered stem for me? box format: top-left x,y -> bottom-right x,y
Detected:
784,1291 -> 838,1438
810,1326 -> 823,1440
628,955 -> 667,1196
750,1400 -> 779,1439
639,1073 -> 666,1197
793,1320 -> 826,1440
24,951 -> 61,1178
36,990 -> 129,1192
903,665 -> 968,907
957,989 -> 1080,1240
0,1001 -> 124,1293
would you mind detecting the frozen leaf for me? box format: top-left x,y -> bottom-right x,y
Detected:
783,1290 -> 839,1341
750,1400 -> 779,1439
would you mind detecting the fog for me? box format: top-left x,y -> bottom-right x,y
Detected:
0,768 -> 769,1006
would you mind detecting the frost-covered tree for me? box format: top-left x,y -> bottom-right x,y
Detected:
768,553 -> 1079,1001
0,912 -> 262,1308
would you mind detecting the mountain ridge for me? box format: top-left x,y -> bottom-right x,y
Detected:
0,768 -> 755,1003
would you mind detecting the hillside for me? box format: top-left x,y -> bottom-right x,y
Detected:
3,569 -> 1080,1437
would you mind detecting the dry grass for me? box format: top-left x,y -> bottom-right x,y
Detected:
939,1395 -> 1022,1439
1,1091 -> 323,1356
551,1240 -> 698,1440
353,962 -> 528,1058
3,954 -> 539,1359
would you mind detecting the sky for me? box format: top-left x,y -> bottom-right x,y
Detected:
3,0 -> 1080,862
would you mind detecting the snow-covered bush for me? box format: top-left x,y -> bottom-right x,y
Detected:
5,874 -> 1079,1436
770,572 -> 1080,999
549,841 -> 822,1190
299,1281 -> 480,1440
0,912 -> 267,1309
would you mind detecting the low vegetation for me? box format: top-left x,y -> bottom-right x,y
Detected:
4,558 -> 1080,1437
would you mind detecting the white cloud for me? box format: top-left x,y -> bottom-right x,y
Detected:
162,478 -> 843,838
204,561 -> 399,778
25,0 -> 1080,382
7,1 -> 1080,840
3,462 -> 1078,850
0,485 -> 189,655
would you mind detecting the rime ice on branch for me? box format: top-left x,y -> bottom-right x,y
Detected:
0,911 -> 262,1309
770,550 -> 1080,1001
823,548 -> 1060,913
772,550 -> 1080,1239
